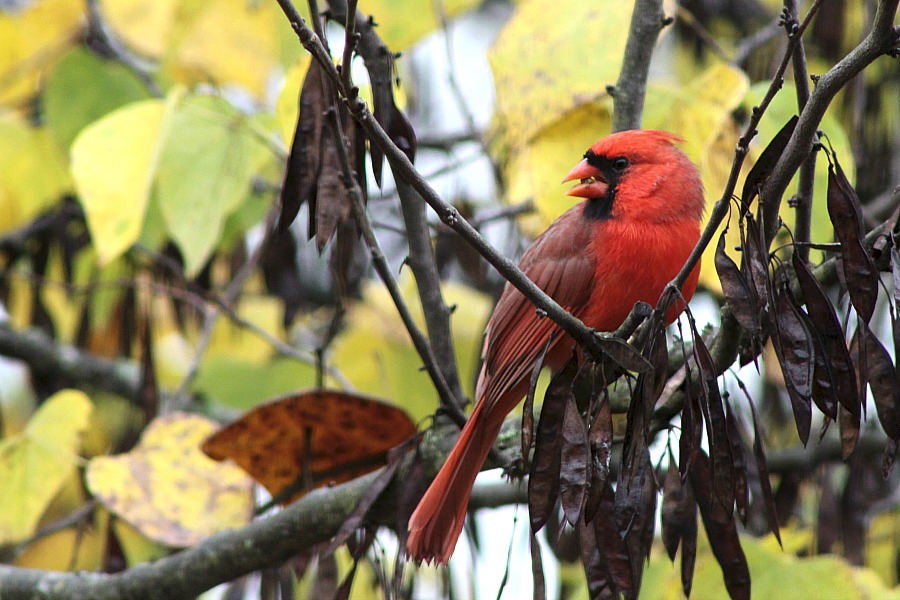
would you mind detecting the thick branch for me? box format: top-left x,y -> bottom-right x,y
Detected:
761,0 -> 900,243
395,179 -> 467,408
611,0 -> 666,132
0,324 -> 141,402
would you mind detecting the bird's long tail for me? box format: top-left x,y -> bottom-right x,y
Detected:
406,400 -> 502,564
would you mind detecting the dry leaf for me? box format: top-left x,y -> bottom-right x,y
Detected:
202,389 -> 416,504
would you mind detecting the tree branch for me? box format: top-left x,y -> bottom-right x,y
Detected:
611,0 -> 667,132
327,0 -> 467,410
761,0 -> 900,244
784,0 -> 818,263
666,0 -> 822,297
0,324 -> 142,403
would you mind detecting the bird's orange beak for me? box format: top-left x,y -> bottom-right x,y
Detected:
562,159 -> 609,198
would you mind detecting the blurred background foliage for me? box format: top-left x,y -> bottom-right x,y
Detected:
0,0 -> 899,598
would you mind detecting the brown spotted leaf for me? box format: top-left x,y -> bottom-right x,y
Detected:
202,390 -> 416,504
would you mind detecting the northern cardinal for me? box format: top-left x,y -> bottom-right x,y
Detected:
407,129 -> 705,564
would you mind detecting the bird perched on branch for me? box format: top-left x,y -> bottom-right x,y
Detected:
407,129 -> 705,565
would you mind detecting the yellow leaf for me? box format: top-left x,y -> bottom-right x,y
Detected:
168,0 -> 280,99
71,92 -> 180,265
0,0 -> 84,106
502,100 -> 613,235
14,509 -> 108,571
98,0 -> 177,59
489,0 -> 634,153
155,93 -> 272,276
330,277 -> 492,420
642,63 -> 749,291
0,390 -> 93,544
0,364 -> 37,437
360,0 -> 481,51
641,532 -> 882,600
643,63 -> 749,164
206,295 -> 285,364
85,412 -> 254,547
112,518 -> 169,566
0,115 -> 72,234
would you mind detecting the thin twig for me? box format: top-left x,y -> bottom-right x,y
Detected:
785,0 -> 818,263
315,72 -> 467,423
169,207 -> 280,410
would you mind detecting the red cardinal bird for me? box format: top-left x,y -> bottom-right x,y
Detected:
406,129 -> 705,564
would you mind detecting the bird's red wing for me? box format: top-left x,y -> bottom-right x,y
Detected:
478,206 -> 595,411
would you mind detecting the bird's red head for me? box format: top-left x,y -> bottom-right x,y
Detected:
562,129 -> 705,224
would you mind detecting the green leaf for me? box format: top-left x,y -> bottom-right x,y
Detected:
44,48 -> 151,149
0,390 -> 92,544
359,0 -> 480,51
72,91 -> 180,265
0,116 -> 72,233
155,94 -> 271,276
193,356 -> 318,410
330,277 -> 492,421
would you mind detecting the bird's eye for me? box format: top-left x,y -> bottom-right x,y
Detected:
612,157 -> 629,172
